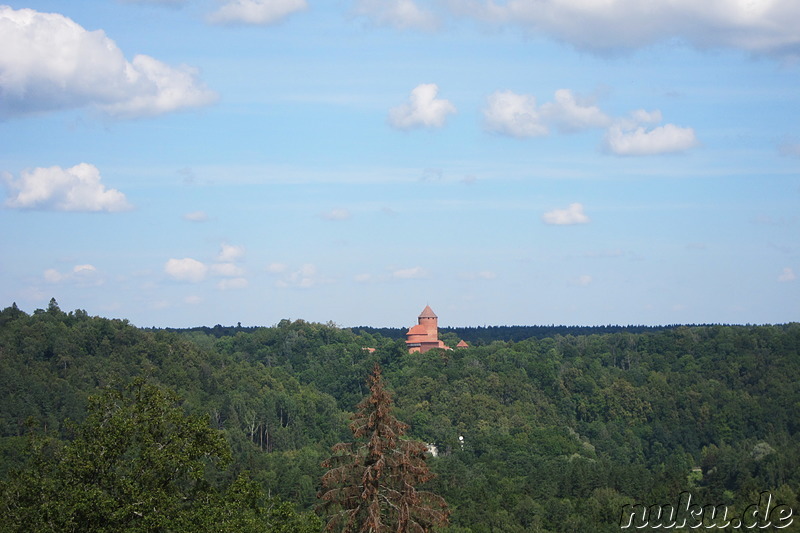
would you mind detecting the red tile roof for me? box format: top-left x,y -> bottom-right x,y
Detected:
407,324 -> 428,335
418,305 -> 437,318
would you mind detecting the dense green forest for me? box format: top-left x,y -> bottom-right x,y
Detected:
1,300 -> 799,531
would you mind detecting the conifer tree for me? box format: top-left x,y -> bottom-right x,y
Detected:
319,364 -> 449,532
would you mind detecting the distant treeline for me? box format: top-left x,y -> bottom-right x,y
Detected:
168,323 -> 725,343
351,324 -> 710,343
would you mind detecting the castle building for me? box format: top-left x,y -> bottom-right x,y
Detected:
405,305 -> 450,353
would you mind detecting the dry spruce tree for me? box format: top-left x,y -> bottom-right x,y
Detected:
319,364 -> 449,532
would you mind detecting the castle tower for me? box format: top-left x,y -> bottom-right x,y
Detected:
406,305 -> 449,353
418,305 -> 438,340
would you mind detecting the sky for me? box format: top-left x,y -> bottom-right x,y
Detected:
1,0 -> 799,329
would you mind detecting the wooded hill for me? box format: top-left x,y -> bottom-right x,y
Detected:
1,300 -> 799,532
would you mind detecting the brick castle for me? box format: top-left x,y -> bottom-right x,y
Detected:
405,305 -> 467,353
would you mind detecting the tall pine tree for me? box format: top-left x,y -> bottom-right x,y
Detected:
319,364 -> 448,532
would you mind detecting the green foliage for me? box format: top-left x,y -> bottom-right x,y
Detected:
0,379 -> 319,533
1,302 -> 799,531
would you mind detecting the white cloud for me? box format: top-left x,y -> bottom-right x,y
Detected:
627,109 -> 663,126
483,90 -> 547,138
778,267 -> 796,282
0,6 -> 216,119
541,89 -> 611,133
574,274 -> 593,286
43,264 -> 102,286
217,277 -> 249,290
542,203 -> 590,225
43,269 -> 64,283
182,211 -> 209,222
321,208 -> 352,221
483,89 -> 609,138
388,84 -> 456,129
605,124 -> 698,156
73,264 -> 97,274
274,263 -> 319,288
217,243 -> 246,262
447,0 -> 800,57
353,0 -> 439,30
211,263 -> 245,277
207,0 -> 307,25
604,110 -> 698,156
164,258 -> 208,282
483,90 -> 693,156
99,55 -> 216,118
2,163 -> 132,212
266,262 -> 288,274
392,266 -> 430,279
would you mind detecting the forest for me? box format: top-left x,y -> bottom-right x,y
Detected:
1,299 -> 798,531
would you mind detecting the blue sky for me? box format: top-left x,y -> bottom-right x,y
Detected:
1,0 -> 798,328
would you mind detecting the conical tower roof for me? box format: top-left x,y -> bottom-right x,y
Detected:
418,305 -> 437,318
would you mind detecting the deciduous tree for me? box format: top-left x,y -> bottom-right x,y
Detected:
0,379 -> 320,533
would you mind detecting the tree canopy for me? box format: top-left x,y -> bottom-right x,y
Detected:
0,378 -> 320,533
1,302 -> 798,531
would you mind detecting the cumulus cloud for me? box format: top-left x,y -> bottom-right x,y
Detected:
542,203 -> 590,225
604,110 -> 699,155
211,263 -> 245,277
99,56 -> 216,118
2,163 -> 132,212
321,208 -> 352,221
353,0 -> 439,30
273,263 -> 319,288
44,264 -> 102,286
207,0 -> 307,25
209,244 -> 248,285
778,267 -> 796,282
217,243 -> 246,262
483,90 -> 546,138
483,89 -> 609,138
388,84 -> 456,129
164,258 -> 208,282
541,89 -> 611,132
73,264 -> 97,274
483,90 -> 695,156
447,0 -> 800,57
43,269 -> 64,284
392,266 -> 430,279
0,6 -> 216,119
